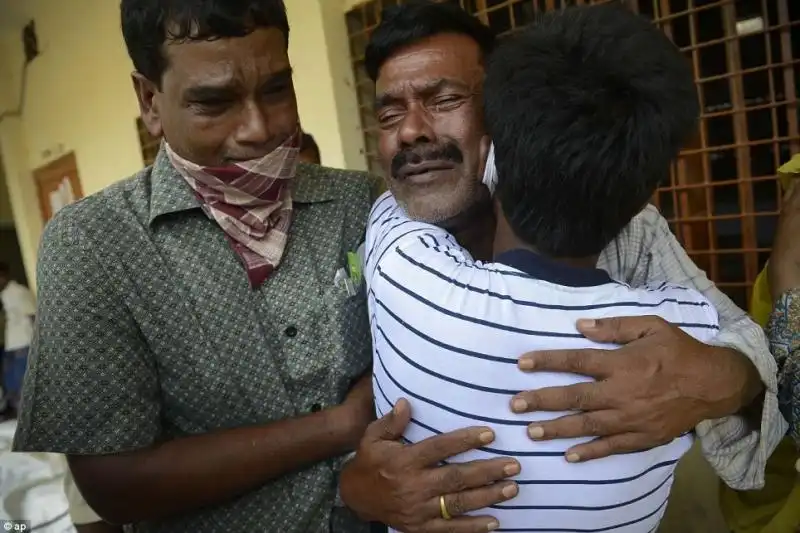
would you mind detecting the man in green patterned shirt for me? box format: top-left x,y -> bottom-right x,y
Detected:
13,1 -> 379,532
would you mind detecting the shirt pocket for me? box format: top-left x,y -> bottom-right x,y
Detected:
322,281 -> 372,391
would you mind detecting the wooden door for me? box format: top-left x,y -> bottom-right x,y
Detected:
33,152 -> 83,223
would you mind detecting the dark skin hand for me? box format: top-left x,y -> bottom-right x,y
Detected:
769,182 -> 800,301
340,399 -> 521,533
69,374 -> 374,525
512,316 -> 764,461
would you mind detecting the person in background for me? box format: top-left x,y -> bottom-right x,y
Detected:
14,1 -> 375,532
0,262 -> 34,418
339,2 -> 785,531
299,131 -> 321,165
771,160 -> 800,446
719,156 -> 800,533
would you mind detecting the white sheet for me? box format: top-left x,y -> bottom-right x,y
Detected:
0,420 -> 76,532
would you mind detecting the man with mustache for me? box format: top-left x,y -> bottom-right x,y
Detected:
13,1 -> 375,532
339,2 -> 785,532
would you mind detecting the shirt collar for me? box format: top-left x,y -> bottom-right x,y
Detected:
148,145 -> 336,227
494,248 -> 613,287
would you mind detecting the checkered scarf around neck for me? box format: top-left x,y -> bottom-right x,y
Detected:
165,130 -> 301,289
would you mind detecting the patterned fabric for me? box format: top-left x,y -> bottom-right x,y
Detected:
13,146 -> 374,533
11,139 -> 782,530
769,288 -> 800,446
164,131 -> 300,288
598,205 -> 786,491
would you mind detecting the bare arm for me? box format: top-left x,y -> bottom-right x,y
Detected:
603,205 -> 785,488
69,390 -> 370,524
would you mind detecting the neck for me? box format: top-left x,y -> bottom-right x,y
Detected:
492,208 -> 599,269
442,200 -> 496,262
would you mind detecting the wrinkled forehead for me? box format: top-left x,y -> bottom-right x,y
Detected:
375,34 -> 485,101
162,27 -> 290,89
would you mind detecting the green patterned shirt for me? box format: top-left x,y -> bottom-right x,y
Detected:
14,148 -> 376,533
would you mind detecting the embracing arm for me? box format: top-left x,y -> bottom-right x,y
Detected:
70,403 -> 366,524
613,205 -> 786,489
14,216 -> 370,524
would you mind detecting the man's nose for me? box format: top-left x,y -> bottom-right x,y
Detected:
234,100 -> 270,145
397,105 -> 435,148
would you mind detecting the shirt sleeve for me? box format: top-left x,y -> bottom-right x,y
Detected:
364,192 -> 477,291
601,204 -> 786,490
13,211 -> 161,455
768,288 -> 800,448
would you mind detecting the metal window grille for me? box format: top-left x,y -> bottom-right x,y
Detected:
345,0 -> 799,309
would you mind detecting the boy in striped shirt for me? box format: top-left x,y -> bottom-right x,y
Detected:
364,4 -> 716,533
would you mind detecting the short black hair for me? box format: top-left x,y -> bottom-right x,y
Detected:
485,4 -> 698,258
120,0 -> 290,85
365,0 -> 496,82
300,132 -> 320,162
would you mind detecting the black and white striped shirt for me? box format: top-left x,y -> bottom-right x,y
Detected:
364,192 -> 720,533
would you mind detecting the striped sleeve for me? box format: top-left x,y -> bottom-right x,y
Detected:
600,204 -> 787,491
364,192 -> 475,288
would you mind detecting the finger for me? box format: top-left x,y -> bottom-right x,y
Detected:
518,348 -> 611,378
425,483 -> 519,531
511,381 -> 613,414
364,398 -> 411,443
575,315 -> 667,345
525,410 -> 623,440
423,516 -> 502,533
425,458 -> 521,498
564,433 -> 655,463
407,427 -> 498,468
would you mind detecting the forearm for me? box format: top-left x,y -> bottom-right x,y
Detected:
618,207 -> 786,487
70,406 -> 361,524
695,326 -> 787,490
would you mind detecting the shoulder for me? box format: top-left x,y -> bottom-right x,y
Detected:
296,163 -> 384,204
611,280 -> 718,322
619,204 -> 668,239
41,168 -> 153,253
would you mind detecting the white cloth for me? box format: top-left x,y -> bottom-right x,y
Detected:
0,420 -> 76,532
1,281 -> 35,351
365,192 -> 719,532
482,142 -> 498,195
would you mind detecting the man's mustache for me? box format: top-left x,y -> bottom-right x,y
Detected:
390,143 -> 464,178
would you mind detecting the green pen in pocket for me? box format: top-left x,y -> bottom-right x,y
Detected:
347,251 -> 362,286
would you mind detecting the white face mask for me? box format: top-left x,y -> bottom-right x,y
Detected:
482,142 -> 498,196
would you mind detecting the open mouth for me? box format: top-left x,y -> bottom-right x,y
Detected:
396,160 -> 455,182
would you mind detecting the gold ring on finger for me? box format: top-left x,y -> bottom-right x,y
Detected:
439,495 -> 453,520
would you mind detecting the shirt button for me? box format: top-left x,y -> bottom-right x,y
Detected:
310,403 -> 322,412
284,326 -> 298,338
